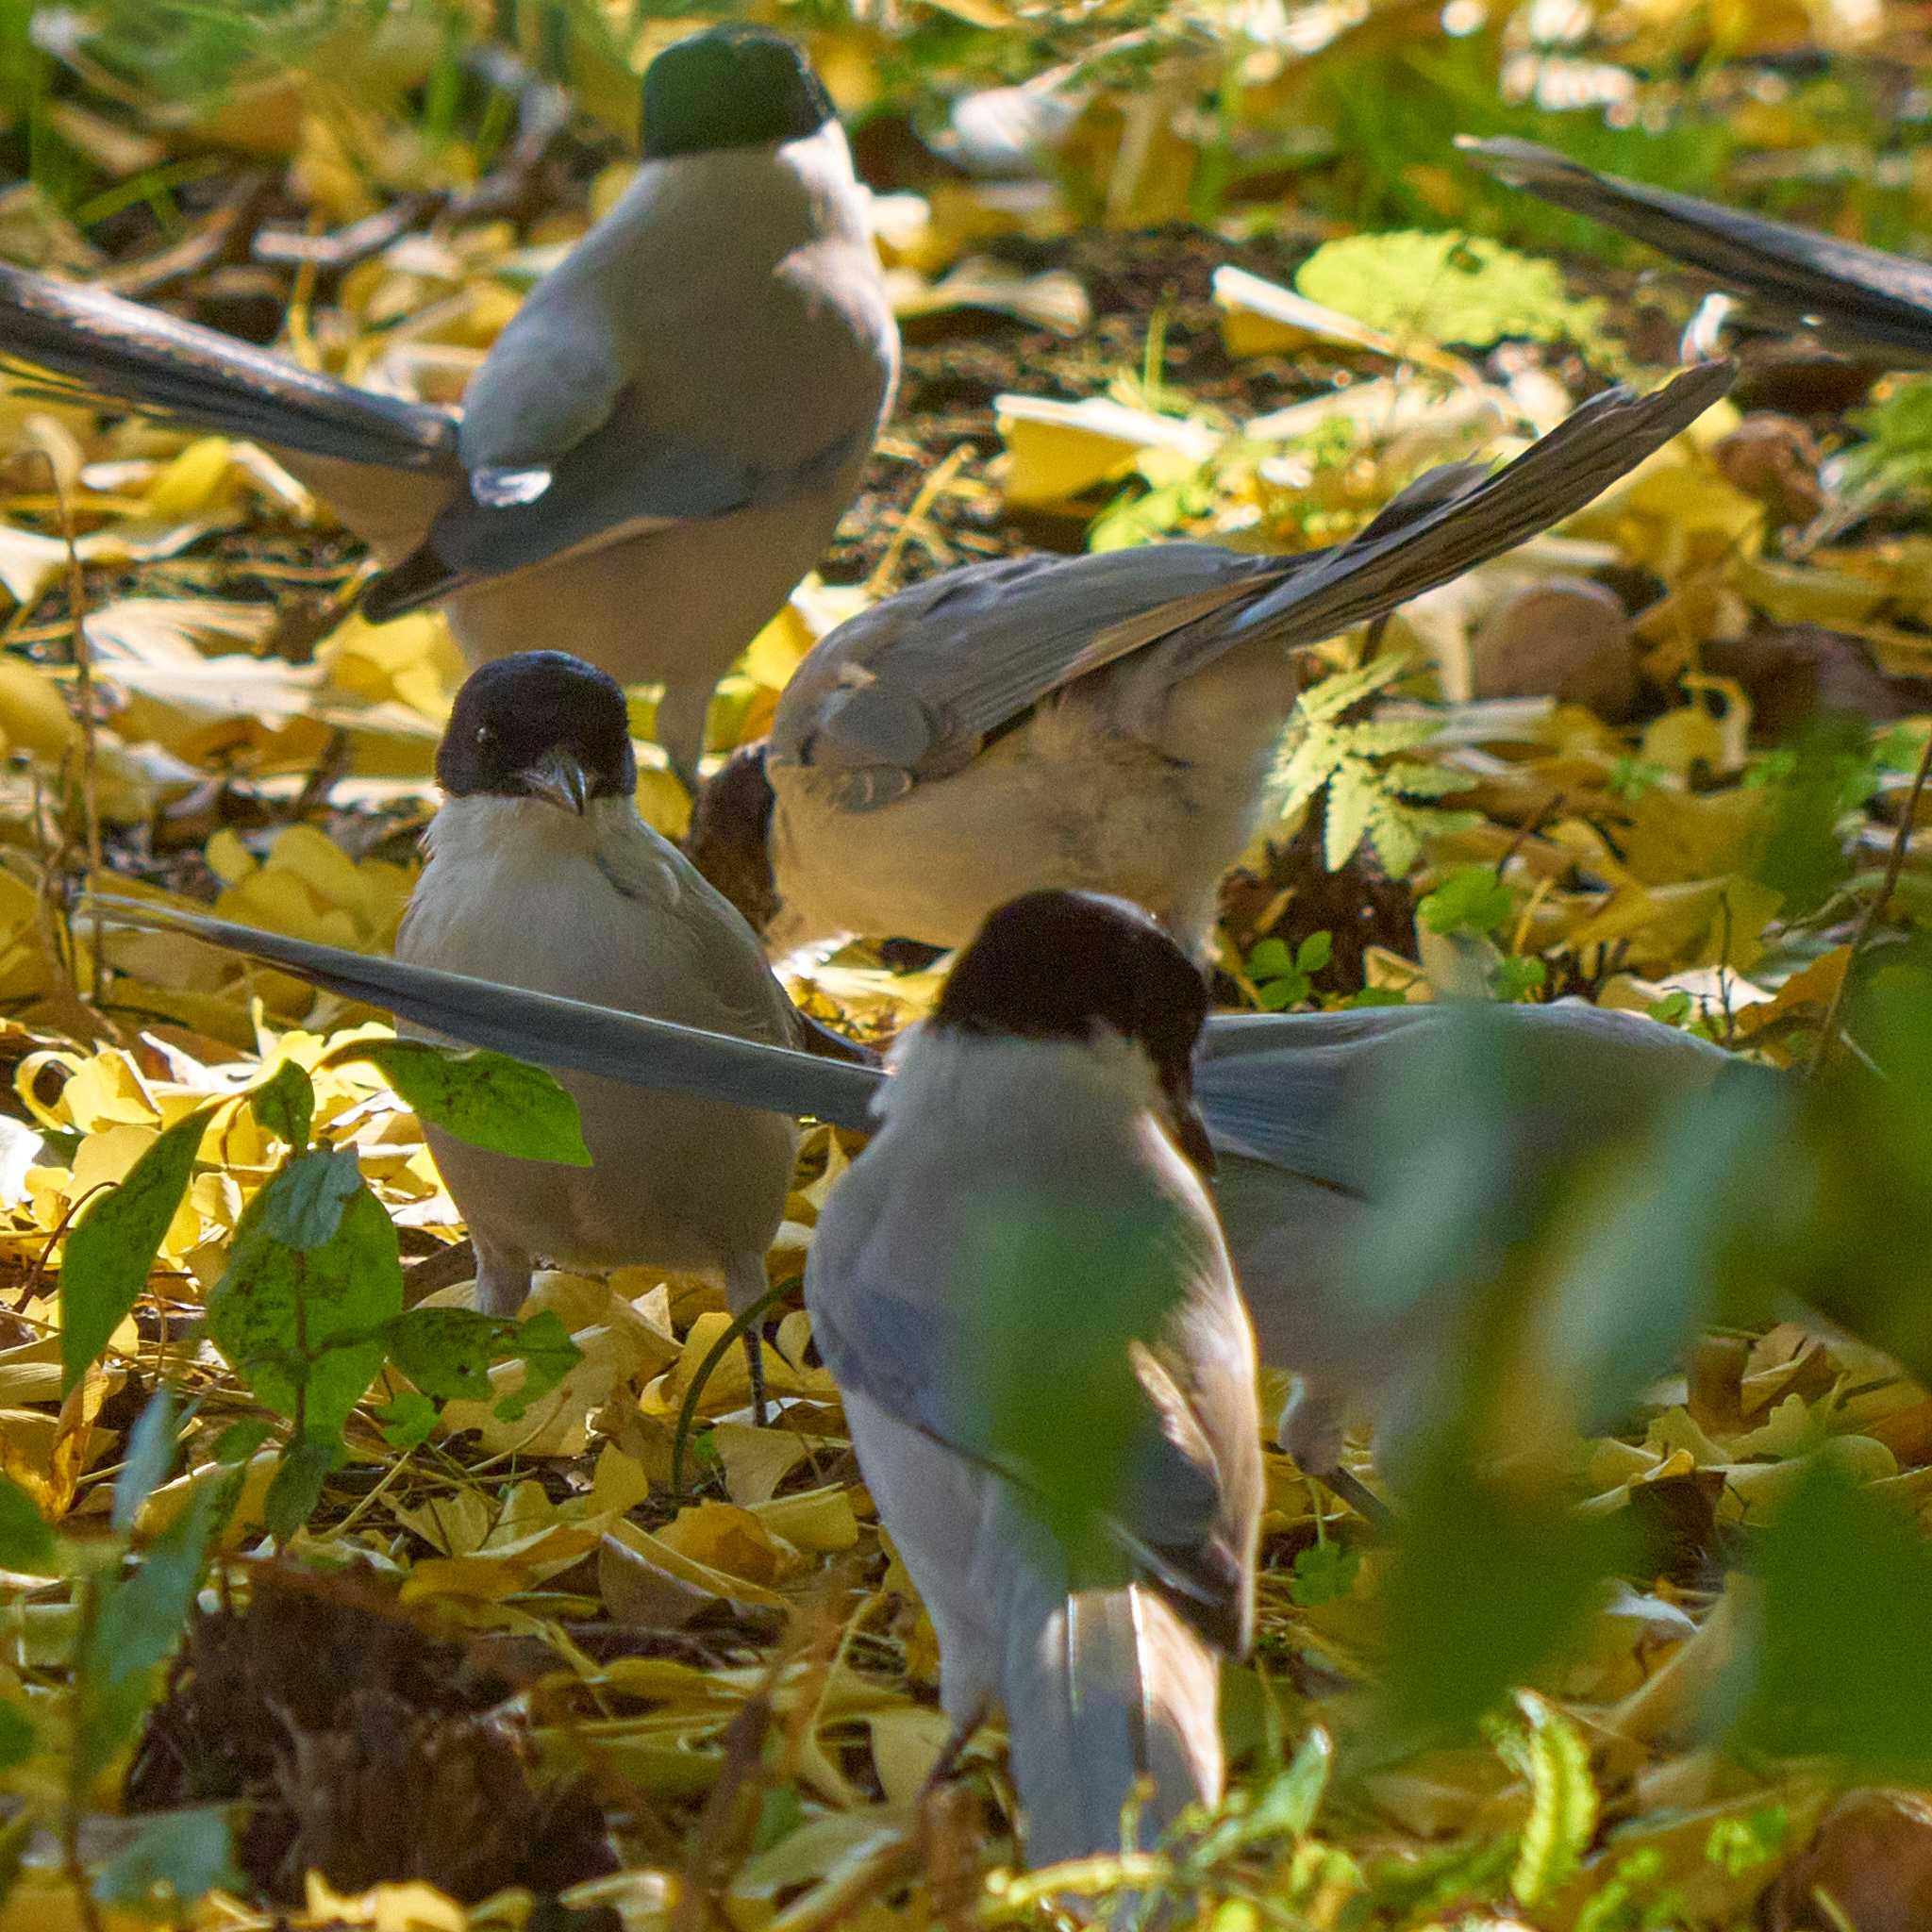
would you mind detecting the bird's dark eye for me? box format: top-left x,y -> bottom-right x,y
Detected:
475,724 -> 494,747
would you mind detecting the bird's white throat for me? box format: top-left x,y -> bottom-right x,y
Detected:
424,791 -> 641,868
879,1023 -> 1167,1133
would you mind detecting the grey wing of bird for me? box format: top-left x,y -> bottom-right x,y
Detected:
769,543 -> 1288,786
1193,999 -> 1740,1182
86,896 -> 884,1130
362,390 -> 864,619
773,366 -> 1727,795
591,824 -> 806,1052
0,261 -> 458,467
805,1181 -> 1250,1637
1462,138 -> 1932,367
1167,359 -> 1735,670
92,905 -> 1740,1223
1194,1006 -> 1452,1182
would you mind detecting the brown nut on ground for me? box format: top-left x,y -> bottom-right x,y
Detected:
1471,574 -> 1638,720
1714,412 -> 1826,527
1759,1790 -> 1932,1931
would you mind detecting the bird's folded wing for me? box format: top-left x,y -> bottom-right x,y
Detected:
0,262 -> 458,468
1193,999 -> 1738,1181
361,403 -> 866,616
774,369 -> 1726,794
1461,138 -> 1932,366
805,1256 -> 1247,1636
586,821 -> 807,1054
1193,1006 -> 1448,1181
86,897 -> 884,1130
768,543 -> 1286,782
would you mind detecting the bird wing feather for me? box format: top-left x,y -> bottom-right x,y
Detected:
770,366 -> 1729,810
1462,138 -> 1932,365
0,261 -> 457,467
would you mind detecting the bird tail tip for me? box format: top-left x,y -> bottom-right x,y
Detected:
1003,1582 -> 1224,1881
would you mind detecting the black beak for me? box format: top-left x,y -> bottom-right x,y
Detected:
520,748 -> 591,816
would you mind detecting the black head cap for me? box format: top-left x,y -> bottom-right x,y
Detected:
439,652 -> 637,810
937,891 -> 1214,1172
641,25 -> 834,160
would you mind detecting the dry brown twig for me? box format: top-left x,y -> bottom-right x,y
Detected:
24,437 -> 104,1003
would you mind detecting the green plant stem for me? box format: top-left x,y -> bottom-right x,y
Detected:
670,1279 -> 791,1495
1809,725 -> 1932,1075
62,1576 -> 105,1932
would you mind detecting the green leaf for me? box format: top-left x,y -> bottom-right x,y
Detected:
93,1806 -> 240,1913
263,1436 -> 341,1541
1248,932 -> 1331,1012
1491,955 -> 1547,1003
262,1148 -> 362,1250
1323,761 -> 1377,870
1705,1807 -> 1787,1877
1573,1847 -> 1675,1932
0,1474 -> 56,1576
1419,866 -> 1513,937
384,1307 -> 517,1403
751,1783 -> 808,1856
1194,1726 -> 1332,1861
326,1038 -> 591,1166
209,1419 -> 273,1465
1335,718 -> 1441,758
1246,939 -> 1292,978
1296,653 -> 1417,723
1365,1834 -> 1519,1921
373,1391 -> 439,1451
76,1467 -> 237,1780
1538,1072 -> 1784,1434
58,1107 -> 211,1393
1504,1693 -> 1597,1906
1383,760 -> 1478,799
1378,1461 -> 1638,1741
247,1059 -> 313,1151
1364,795 -> 1423,877
1290,1539 -> 1359,1607
491,1310 -> 582,1422
381,1306 -> 582,1425
1731,1454 -> 1932,1776
1296,230 -> 1606,351
965,1196 -> 1195,1574
0,1704 -> 31,1774
112,1388 -> 178,1532
1842,375 -> 1932,506
1608,756 -> 1667,800
208,1181 -> 403,1442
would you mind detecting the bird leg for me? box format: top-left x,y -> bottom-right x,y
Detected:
743,1330 -> 768,1429
473,1237 -> 535,1318
921,1698 -> 991,1801
725,1254 -> 776,1428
